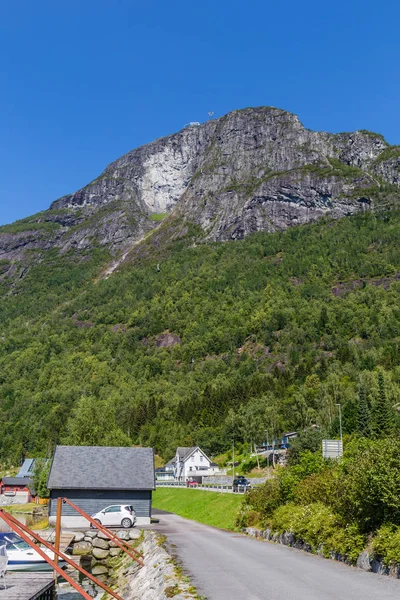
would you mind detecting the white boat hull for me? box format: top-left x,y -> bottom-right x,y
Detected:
6,549 -> 66,572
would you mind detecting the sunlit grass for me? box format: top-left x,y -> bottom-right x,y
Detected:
153,488 -> 243,530
150,212 -> 167,221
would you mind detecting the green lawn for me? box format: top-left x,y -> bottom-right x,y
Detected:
4,503 -> 38,514
152,488 -> 243,530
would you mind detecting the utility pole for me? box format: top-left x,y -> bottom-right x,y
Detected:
256,441 -> 260,469
336,403 -> 343,456
232,438 -> 235,484
265,430 -> 270,471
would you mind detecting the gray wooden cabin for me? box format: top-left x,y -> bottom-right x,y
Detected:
47,445 -> 155,526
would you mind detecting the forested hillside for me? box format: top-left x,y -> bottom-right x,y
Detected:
1,209 -> 400,464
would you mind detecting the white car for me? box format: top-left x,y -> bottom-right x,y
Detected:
91,505 -> 136,528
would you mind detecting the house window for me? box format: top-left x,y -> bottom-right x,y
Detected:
191,456 -> 194,461
189,466 -> 193,471
200,456 -> 203,462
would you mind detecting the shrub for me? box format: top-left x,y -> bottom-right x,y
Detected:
287,430 -> 326,465
242,477 -> 282,522
372,524 -> 400,566
295,467 -> 338,506
271,502 -> 365,563
334,438 -> 400,532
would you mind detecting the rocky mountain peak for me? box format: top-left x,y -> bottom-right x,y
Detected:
1,106 -> 399,277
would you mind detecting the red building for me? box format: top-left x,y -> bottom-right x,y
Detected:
0,477 -> 33,502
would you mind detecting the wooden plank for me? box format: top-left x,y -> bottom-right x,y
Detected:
59,533 -> 75,551
0,572 -> 54,600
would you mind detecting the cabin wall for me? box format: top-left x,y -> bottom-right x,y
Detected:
49,489 -> 152,526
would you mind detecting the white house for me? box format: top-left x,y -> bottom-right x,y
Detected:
155,461 -> 175,482
173,447 -> 215,481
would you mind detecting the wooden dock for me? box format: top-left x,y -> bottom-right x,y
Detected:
0,572 -> 55,600
59,532 -> 75,552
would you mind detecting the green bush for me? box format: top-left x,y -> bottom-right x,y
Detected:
242,477 -> 282,522
372,524 -> 400,566
271,502 -> 365,563
334,438 -> 400,532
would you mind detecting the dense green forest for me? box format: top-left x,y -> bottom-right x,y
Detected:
1,209 -> 400,464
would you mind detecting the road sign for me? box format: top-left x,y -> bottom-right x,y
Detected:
322,439 -> 343,459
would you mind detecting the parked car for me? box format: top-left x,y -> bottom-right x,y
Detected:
91,505 -> 136,528
232,477 -> 251,493
186,478 -> 199,487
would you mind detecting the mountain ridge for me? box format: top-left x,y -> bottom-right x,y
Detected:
1,106 -> 400,284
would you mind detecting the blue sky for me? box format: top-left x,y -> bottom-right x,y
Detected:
1,0 -> 399,225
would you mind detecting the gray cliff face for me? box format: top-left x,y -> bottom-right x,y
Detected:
1,106 -> 399,275
51,121 -> 217,214
175,108 -> 394,241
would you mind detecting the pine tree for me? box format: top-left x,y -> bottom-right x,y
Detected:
147,397 -> 157,421
318,306 -> 329,332
373,372 -> 394,437
357,387 -> 370,437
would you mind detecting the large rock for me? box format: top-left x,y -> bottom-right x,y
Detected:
72,532 -> 85,543
72,541 -> 93,556
93,537 -> 109,550
84,530 -> 98,539
109,547 -> 123,557
129,530 -> 141,540
357,551 -> 372,571
117,530 -> 131,541
371,558 -> 389,575
97,530 -> 112,540
91,564 -> 109,576
92,547 -> 109,560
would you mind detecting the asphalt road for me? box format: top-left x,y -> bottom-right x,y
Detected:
152,510 -> 400,600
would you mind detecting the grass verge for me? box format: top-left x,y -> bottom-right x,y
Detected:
152,488 -> 242,530
3,503 -> 38,514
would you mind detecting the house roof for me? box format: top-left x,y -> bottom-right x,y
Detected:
2,477 -> 32,486
17,459 -> 35,478
176,447 -> 197,461
17,458 -> 50,478
47,445 -> 155,491
175,446 -> 212,464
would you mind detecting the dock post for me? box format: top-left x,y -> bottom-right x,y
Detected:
54,497 -> 62,580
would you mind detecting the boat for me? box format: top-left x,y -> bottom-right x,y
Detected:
0,531 -> 66,571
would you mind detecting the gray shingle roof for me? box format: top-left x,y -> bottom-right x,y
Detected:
175,446 -> 212,463
47,446 -> 155,490
176,447 -> 197,461
1,477 -> 32,486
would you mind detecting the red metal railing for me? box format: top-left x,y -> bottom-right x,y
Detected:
0,509 -> 106,599
60,497 -> 144,565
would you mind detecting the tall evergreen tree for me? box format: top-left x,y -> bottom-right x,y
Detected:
357,386 -> 370,437
373,372 -> 394,437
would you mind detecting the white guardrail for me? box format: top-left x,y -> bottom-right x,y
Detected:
156,481 -> 259,493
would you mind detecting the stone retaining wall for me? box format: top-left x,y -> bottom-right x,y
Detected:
69,528 -> 140,580
68,529 -> 199,598
111,531 -> 198,600
244,527 -> 398,578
